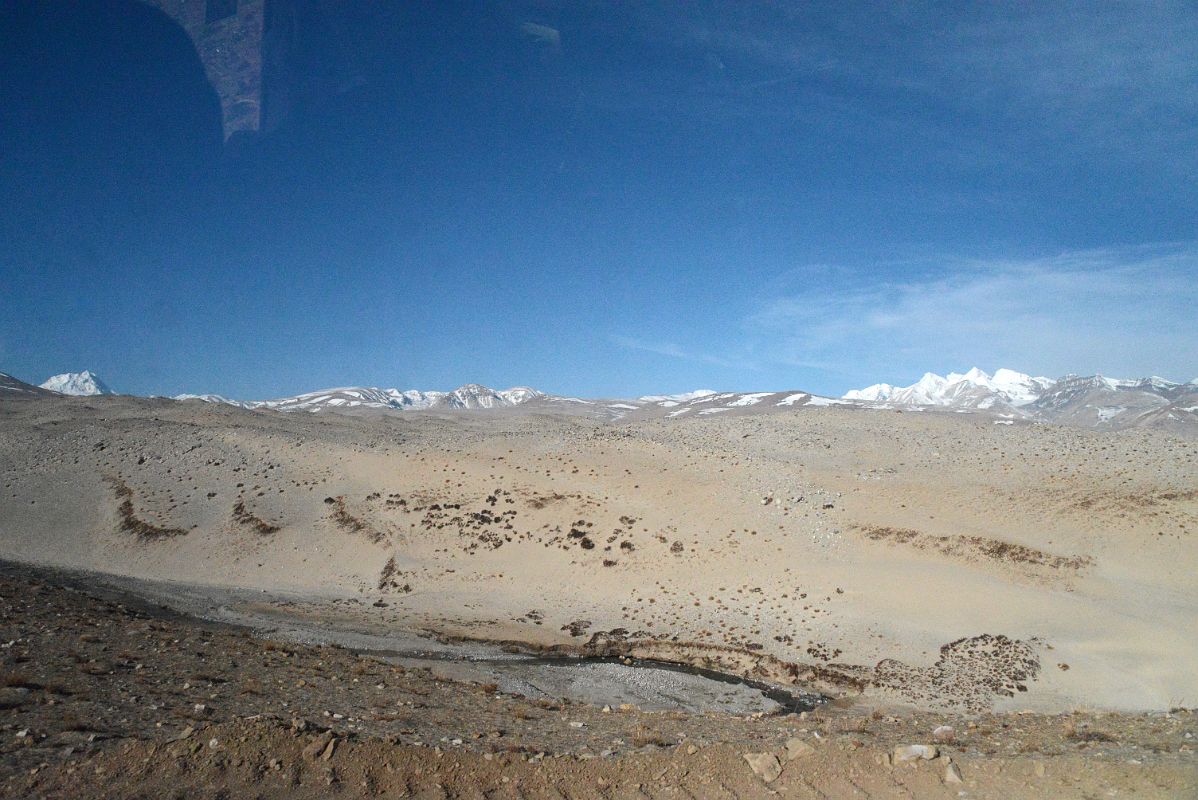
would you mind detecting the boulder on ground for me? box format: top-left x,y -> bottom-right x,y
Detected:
743,751 -> 782,782
785,737 -> 815,760
893,744 -> 938,763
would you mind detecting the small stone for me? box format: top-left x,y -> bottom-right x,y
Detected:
893,744 -> 938,763
193,704 -> 206,714
933,725 -> 955,742
320,738 -> 338,761
785,738 -> 815,760
0,688 -> 30,709
208,738 -> 219,749
944,762 -> 963,783
569,721 -> 585,729
743,752 -> 782,782
686,744 -> 699,755
15,729 -> 29,739
303,732 -> 334,761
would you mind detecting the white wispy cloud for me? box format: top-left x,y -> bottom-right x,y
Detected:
609,335 -> 747,370
748,244 -> 1198,384
521,22 -> 561,48
638,3 -> 1197,170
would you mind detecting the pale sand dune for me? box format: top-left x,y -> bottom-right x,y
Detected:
1,393 -> 1195,712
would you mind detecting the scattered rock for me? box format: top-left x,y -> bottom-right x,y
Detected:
320,737 -> 337,761
303,732 -> 334,761
743,751 -> 782,782
893,744 -> 938,763
944,761 -> 963,783
933,725 -> 955,742
785,737 -> 815,760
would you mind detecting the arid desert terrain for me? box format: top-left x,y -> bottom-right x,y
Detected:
1,390 -> 1195,798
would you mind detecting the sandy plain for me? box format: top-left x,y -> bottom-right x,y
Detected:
0,392 -> 1195,797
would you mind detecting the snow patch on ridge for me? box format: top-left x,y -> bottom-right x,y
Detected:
638,389 -> 717,403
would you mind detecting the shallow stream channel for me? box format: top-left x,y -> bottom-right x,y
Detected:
81,571 -> 825,716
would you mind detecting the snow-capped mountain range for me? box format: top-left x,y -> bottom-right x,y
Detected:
176,383 -> 543,413
842,368 -> 1198,431
11,368 -> 1198,433
843,367 -> 1194,409
40,371 -> 112,396
844,367 -> 1054,408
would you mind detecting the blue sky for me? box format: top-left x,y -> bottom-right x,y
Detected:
1,1 -> 1195,399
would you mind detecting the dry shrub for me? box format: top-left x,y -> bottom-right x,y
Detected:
631,726 -> 673,748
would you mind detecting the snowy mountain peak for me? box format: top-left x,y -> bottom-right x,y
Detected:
844,368 -> 1052,408
498,386 -> 544,404
40,371 -> 112,396
446,384 -> 508,409
841,383 -> 892,402
945,368 -> 988,384
918,372 -> 947,386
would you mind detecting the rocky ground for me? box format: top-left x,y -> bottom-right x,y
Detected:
1,564 -> 1194,799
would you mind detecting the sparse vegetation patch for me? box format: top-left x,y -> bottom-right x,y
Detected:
106,476 -> 186,540
232,499 -> 281,535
